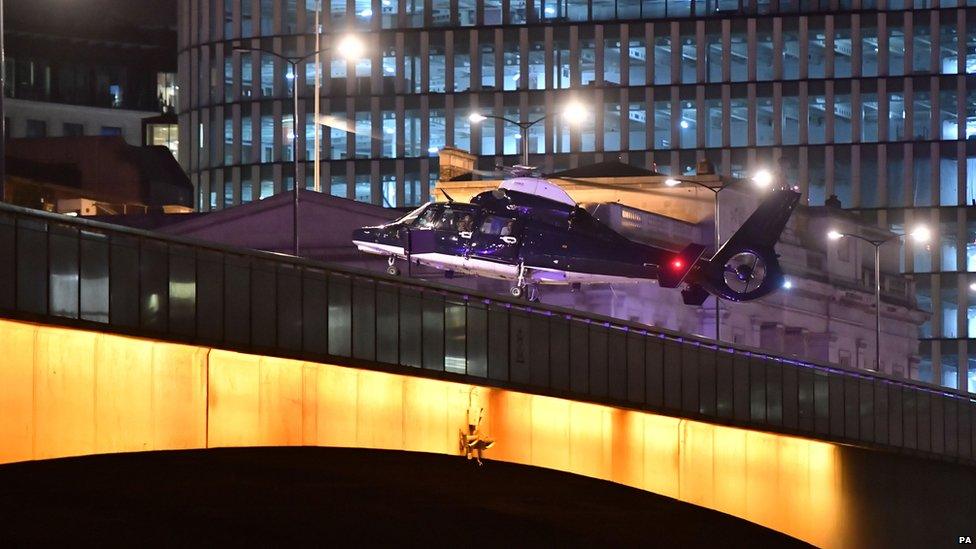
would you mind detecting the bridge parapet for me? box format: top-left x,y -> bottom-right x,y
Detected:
0,202 -> 973,465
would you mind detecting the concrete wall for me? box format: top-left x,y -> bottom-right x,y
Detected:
1,318 -> 973,548
5,98 -> 154,147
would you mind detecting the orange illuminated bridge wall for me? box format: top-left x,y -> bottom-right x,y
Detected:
0,317 -> 901,548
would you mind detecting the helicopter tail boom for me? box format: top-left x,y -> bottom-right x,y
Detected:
690,188 -> 801,302
658,243 -> 707,288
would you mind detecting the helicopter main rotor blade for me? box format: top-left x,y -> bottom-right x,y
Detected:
547,176 -> 713,202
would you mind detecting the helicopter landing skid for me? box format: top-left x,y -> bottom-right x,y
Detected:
510,264 -> 540,302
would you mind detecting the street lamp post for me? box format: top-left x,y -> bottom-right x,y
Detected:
827,225 -> 930,372
469,102 -> 588,166
233,36 -> 362,256
663,169 -> 774,342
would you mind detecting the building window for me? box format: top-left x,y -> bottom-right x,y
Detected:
63,123 -> 84,137
355,174 -> 371,203
100,126 -> 122,137
261,114 -> 274,162
331,174 -> 348,198
940,21 -> 959,74
654,98 -> 671,149
653,35 -> 670,85
26,119 -> 47,138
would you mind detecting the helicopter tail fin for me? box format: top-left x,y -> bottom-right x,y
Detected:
658,243 -> 707,288
693,189 -> 800,302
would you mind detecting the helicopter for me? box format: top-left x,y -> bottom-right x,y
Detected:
352,168 -> 800,305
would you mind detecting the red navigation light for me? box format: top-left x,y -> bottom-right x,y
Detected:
672,259 -> 684,270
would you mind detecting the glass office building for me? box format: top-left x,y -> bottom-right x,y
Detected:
178,0 -> 976,392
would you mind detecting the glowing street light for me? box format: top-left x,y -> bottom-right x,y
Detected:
468,101 -> 588,165
662,169 -> 780,342
233,35 -> 364,256
826,224 -> 930,372
336,34 -> 366,60
752,169 -> 774,189
562,101 -> 588,123
909,225 -> 931,243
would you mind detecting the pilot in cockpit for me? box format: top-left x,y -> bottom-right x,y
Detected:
458,214 -> 474,233
500,220 -> 515,236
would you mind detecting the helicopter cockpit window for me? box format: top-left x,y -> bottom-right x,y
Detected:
396,203 -> 431,225
413,206 -> 442,229
479,216 -> 516,236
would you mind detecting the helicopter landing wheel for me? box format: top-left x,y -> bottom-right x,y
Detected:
386,256 -> 401,276
510,285 -> 524,298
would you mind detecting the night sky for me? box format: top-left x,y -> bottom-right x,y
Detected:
8,0 -> 177,30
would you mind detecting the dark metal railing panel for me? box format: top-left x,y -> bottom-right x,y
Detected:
327,272 -> 351,358
625,333 -> 645,406
857,378 -> 874,444
169,244 -> 197,339
608,329 -> 628,403
508,309 -> 531,385
781,361 -> 799,430
486,304 -> 508,382
79,230 -> 110,324
421,292 -> 444,372
588,324 -> 610,400
250,259 -> 278,350
569,319 -> 589,394
397,287 -> 422,368
445,299 -> 467,375
196,249 -> 225,344
680,343 -> 700,416
49,223 -> 80,320
465,301 -> 488,379
959,401 -> 973,459
698,346 -> 717,417
873,380 -> 889,446
375,282 -> 400,366
529,313 -> 550,387
715,350 -> 735,420
1,202 -> 974,465
276,264 -> 303,353
0,213 -> 15,311
17,218 -> 48,316
301,268 -> 329,357
548,315 -> 570,391
351,278 -> 376,362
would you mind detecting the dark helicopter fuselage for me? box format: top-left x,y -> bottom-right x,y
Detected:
353,186 -> 679,285
353,177 -> 800,303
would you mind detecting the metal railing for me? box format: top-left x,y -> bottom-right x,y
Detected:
0,201 -> 973,465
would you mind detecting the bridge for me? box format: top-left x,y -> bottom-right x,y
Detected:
0,202 -> 973,547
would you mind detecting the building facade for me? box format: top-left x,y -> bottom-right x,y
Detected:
177,0 -> 976,393
4,18 -> 178,151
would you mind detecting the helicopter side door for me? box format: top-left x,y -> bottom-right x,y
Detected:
466,214 -> 522,264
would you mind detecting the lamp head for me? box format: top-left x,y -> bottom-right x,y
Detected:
337,34 -> 365,60
664,178 -> 680,187
468,112 -> 487,123
827,230 -> 844,241
562,101 -> 588,123
909,225 -> 930,243
752,169 -> 773,188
